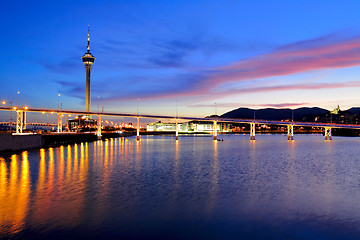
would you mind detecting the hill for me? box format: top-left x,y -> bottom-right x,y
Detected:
348,107 -> 360,115
221,107 -> 329,121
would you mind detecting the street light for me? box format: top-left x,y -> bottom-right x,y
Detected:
58,94 -> 61,110
42,111 -> 49,132
2,100 -> 13,131
16,91 -> 20,108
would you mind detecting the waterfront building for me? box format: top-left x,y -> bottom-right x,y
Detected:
146,121 -> 232,133
68,115 -> 97,131
146,121 -> 182,131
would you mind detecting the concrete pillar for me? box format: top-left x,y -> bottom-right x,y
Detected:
136,117 -> 140,141
57,113 -> 63,133
250,122 -> 256,140
287,125 -> 294,140
325,127 -> 332,141
97,115 -> 102,139
16,110 -> 23,134
175,119 -> 178,140
21,111 -> 27,130
213,120 -> 217,140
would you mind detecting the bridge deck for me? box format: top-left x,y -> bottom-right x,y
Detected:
1,106 -> 360,129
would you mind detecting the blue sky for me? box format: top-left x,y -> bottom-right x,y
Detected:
1,0 -> 360,123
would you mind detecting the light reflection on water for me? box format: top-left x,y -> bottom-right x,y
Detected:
0,134 -> 360,239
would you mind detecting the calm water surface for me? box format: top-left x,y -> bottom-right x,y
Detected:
1,134 -> 360,239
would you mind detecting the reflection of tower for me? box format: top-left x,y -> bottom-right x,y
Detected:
81,26 -> 95,113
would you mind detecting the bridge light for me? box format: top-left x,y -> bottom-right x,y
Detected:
42,111 -> 45,114
2,101 -> 5,105
51,112 -> 54,114
13,107 -> 17,110
24,106 -> 28,110
68,115 -> 71,117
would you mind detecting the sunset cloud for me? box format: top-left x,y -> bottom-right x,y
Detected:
100,33 -> 360,102
54,32 -> 360,107
188,102 -> 309,109
206,34 -> 360,88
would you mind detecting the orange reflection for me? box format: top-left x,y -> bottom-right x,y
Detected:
0,152 -> 31,235
104,139 -> 109,169
66,145 -> 72,184
32,149 -> 49,225
33,143 -> 89,228
94,140 -> 97,157
14,152 -> 31,231
0,157 -> 8,233
135,139 -> 141,170
48,148 -> 55,190
110,139 -> 114,167
58,146 -> 65,183
73,143 -> 79,175
114,139 -> 117,163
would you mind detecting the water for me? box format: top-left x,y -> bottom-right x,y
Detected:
1,134 -> 360,239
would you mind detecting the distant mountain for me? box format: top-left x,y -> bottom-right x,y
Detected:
221,107 -> 328,121
348,107 -> 360,114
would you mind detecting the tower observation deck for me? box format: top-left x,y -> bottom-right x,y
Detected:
81,26 -> 95,113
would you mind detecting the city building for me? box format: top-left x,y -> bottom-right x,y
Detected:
68,115 -> 97,131
146,121 -> 232,133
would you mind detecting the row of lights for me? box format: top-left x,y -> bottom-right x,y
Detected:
2,101 -> 28,110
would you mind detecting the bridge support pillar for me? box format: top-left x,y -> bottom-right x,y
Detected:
287,125 -> 294,140
175,119 -> 178,140
324,127 -> 332,141
16,110 -> 23,134
213,120 -> 217,140
23,111 -> 27,130
250,123 -> 256,140
136,117 -> 140,141
57,113 -> 63,133
97,115 -> 102,139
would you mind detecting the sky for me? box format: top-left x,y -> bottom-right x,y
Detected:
1,0 -> 360,123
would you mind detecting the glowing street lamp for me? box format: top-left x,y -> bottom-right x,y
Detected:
57,94 -> 61,110
2,100 -> 13,131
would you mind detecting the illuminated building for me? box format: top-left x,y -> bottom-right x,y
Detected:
68,116 -> 97,131
146,121 -> 232,133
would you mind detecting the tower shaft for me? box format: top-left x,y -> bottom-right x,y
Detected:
85,67 -> 92,112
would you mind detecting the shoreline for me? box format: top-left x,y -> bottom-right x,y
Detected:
0,130 -> 358,156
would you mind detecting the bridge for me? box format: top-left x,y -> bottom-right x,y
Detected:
0,121 -> 57,127
2,106 -> 360,141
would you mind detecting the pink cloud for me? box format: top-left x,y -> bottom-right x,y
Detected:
226,81 -> 360,95
205,35 -> 360,88
188,102 -> 309,108
169,35 -> 360,100
104,33 -> 360,102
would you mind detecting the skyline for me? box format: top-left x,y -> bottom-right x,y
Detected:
1,0 -> 360,122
